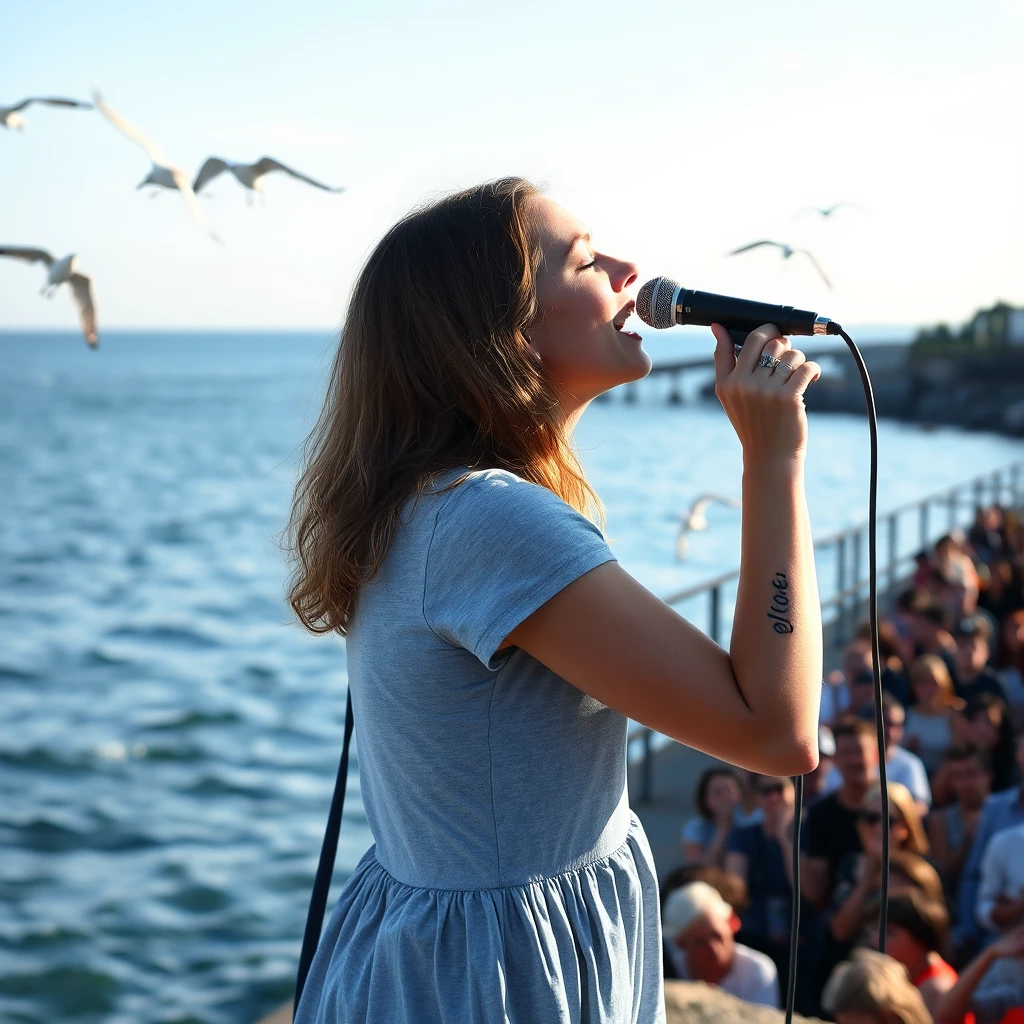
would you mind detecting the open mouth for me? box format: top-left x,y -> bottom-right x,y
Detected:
613,301 -> 642,340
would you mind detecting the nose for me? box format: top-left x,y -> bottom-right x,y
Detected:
607,255 -> 638,292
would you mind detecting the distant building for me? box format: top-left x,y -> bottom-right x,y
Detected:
915,301 -> 1024,349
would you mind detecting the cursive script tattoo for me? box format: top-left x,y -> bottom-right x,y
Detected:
766,572 -> 793,633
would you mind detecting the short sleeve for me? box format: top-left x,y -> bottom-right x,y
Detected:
423,470 -> 616,670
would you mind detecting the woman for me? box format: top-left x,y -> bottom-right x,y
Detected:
867,890 -> 974,1024
829,781 -> 931,947
962,693 -> 1017,792
287,178 -> 823,1023
822,949 -> 932,1024
680,767 -> 742,867
903,654 -> 966,775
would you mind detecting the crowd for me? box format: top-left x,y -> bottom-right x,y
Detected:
666,503 -> 1024,1023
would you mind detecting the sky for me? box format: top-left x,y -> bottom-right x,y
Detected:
3,0 -> 1023,334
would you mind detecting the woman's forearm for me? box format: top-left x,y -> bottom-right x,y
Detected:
729,458 -> 823,762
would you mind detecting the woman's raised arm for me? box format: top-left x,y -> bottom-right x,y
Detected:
506,325 -> 823,776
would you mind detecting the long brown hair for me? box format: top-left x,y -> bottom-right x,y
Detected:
286,177 -> 600,635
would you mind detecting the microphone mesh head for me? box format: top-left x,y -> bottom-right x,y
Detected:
635,276 -> 681,330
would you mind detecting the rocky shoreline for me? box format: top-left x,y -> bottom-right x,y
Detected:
800,343 -> 1024,436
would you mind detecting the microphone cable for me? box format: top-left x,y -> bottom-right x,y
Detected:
783,324 -> 888,1024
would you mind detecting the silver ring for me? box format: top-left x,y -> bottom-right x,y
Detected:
758,353 -> 780,371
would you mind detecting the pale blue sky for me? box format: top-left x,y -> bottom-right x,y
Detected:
4,0 -> 1022,331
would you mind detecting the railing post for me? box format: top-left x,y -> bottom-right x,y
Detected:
709,586 -> 721,646
1011,463 -> 1021,507
887,513 -> 898,600
992,469 -> 1002,507
667,371 -> 683,405
947,489 -> 957,531
973,477 -> 984,513
641,728 -> 654,804
624,381 -> 637,404
919,502 -> 929,551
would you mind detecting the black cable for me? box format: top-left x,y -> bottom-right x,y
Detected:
784,773 -> 804,1024
783,325 -> 887,1023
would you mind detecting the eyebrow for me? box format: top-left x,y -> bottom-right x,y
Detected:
565,232 -> 591,259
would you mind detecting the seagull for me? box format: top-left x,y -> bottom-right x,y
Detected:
727,240 -> 832,289
1,96 -> 92,131
92,92 -> 220,242
675,494 -> 741,561
796,202 -> 864,219
192,156 -> 345,203
0,247 -> 98,348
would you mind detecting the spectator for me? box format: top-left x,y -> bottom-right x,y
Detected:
822,638 -> 874,726
968,506 -> 1010,566
803,715 -> 879,909
903,654 -> 966,776
958,729 -> 1024,954
829,781 -> 930,947
880,695 -> 932,815
963,694 -> 1018,793
933,533 -> 981,623
954,617 -> 1008,705
928,744 -> 993,907
909,598 -> 959,665
976,820 -> 1024,937
981,559 -> 1024,627
994,610 -> 1024,730
680,767 -> 741,867
867,889 -> 969,1023
661,881 -> 779,1007
822,948 -> 932,1024
935,924 -> 1024,1024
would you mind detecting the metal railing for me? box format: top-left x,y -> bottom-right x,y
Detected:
629,459 -> 1024,802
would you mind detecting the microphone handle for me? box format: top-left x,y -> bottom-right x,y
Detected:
675,288 -> 820,339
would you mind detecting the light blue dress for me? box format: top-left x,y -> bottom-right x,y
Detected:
294,469 -> 665,1023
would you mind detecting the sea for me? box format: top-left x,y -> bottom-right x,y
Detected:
1,329 -> 1021,1024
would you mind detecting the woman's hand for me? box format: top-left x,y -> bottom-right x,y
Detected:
711,323 -> 821,464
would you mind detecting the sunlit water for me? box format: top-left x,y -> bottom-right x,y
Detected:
1,331 -> 1020,1024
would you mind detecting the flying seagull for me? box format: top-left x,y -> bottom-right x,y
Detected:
796,202 -> 864,219
0,247 -> 98,348
727,240 -> 832,289
192,156 -> 345,203
1,96 -> 92,131
675,494 -> 741,562
92,92 -> 220,242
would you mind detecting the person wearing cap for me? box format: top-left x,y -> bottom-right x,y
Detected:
954,616 -> 1008,705
661,880 -> 780,1007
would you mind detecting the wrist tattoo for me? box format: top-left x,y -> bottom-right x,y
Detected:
767,572 -> 793,633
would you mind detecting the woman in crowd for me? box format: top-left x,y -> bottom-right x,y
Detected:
903,654 -> 967,775
822,948 -> 932,1024
962,694 -> 1018,792
829,781 -> 931,947
680,767 -> 742,867
868,889 -> 972,1023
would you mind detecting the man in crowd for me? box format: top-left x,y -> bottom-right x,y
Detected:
935,924 -> 1024,1024
953,615 -> 1007,704
662,881 -> 779,1008
878,694 -> 931,816
927,744 -> 993,908
802,715 -> 879,909
958,728 -> 1024,954
976,818 -> 1024,938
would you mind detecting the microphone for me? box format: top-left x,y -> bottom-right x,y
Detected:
635,276 -> 839,346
